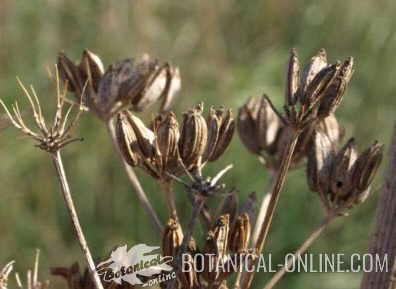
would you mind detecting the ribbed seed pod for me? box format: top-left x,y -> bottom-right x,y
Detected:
79,49 -> 104,92
202,107 -> 221,162
179,103 -> 208,169
229,213 -> 251,253
352,141 -> 383,196
161,66 -> 181,112
126,112 -> 157,160
330,138 -> 358,200
298,48 -> 328,99
58,53 -> 85,95
202,215 -> 230,283
162,216 -> 183,258
307,130 -> 335,195
209,108 -> 235,162
285,48 -> 300,106
153,112 -> 180,172
318,57 -> 354,118
115,113 -> 141,167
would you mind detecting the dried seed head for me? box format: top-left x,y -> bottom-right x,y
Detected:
58,51 -> 180,121
153,112 -> 180,172
237,95 -> 283,156
229,213 -> 251,253
179,103 -> 208,170
318,57 -> 354,118
283,49 -> 354,128
115,113 -> 141,167
308,133 -> 383,212
162,216 -> 183,257
285,48 -> 300,106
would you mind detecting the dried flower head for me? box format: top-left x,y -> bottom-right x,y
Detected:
307,131 -> 383,213
58,50 -> 181,121
238,93 -> 343,169
0,71 -> 83,153
284,48 -> 354,127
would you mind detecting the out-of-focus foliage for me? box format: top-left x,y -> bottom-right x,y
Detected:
0,1 -> 395,288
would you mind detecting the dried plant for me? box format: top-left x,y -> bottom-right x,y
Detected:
1,47 -> 387,289
0,71 -> 103,289
58,49 -> 182,232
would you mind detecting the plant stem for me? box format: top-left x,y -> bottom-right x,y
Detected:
240,129 -> 301,289
160,180 -> 178,217
51,150 -> 104,289
262,215 -> 334,289
106,119 -> 163,232
251,172 -> 277,248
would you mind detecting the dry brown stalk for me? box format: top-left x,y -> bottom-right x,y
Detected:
361,125 -> 396,289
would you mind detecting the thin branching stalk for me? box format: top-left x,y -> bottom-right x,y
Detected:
241,129 -> 301,289
106,119 -> 163,232
51,150 -> 104,289
262,216 -> 333,289
160,180 -> 178,217
251,172 -> 277,248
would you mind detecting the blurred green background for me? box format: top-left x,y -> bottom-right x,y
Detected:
0,1 -> 395,288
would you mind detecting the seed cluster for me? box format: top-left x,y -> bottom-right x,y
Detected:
58,50 -> 181,121
115,103 -> 235,180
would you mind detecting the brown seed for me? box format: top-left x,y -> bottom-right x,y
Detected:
126,112 -> 157,160
352,141 -> 383,194
202,107 -> 221,163
115,113 -> 141,167
298,48 -> 328,99
229,213 -> 251,253
162,216 -> 183,257
160,66 -> 182,112
330,138 -> 358,199
153,112 -> 180,172
285,48 -> 300,106
178,103 -> 208,169
318,57 -> 354,118
208,108 -> 235,162
58,53 -> 85,94
79,49 -> 104,92
307,130 -> 335,196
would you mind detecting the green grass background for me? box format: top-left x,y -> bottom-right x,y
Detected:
0,1 -> 395,288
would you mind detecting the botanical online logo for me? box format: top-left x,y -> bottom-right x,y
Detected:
96,244 -> 175,286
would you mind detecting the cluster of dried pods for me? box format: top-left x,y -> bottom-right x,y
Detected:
0,48 -> 385,289
58,50 -> 181,121
115,103 -> 235,180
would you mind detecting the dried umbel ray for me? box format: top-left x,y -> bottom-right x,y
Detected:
115,103 -> 235,180
0,74 -> 83,153
307,131 -> 383,213
58,50 -> 181,121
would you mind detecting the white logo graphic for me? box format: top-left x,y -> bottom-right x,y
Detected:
97,244 -> 174,286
